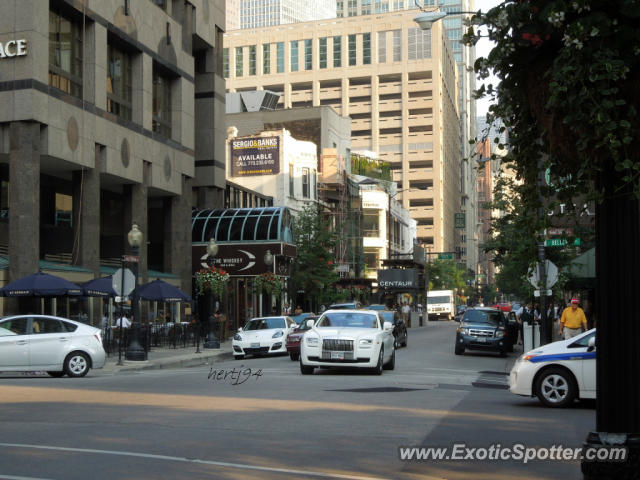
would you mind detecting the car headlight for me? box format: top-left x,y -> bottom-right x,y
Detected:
494,327 -> 505,338
272,330 -> 284,338
306,336 -> 319,346
233,333 -> 242,341
457,327 -> 469,335
359,338 -> 373,347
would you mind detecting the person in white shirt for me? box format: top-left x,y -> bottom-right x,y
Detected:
401,302 -> 411,327
115,315 -> 131,329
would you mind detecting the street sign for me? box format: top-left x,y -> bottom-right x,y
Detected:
336,264 -> 350,272
438,253 -> 453,260
534,289 -> 553,297
528,260 -> 558,289
112,268 -> 135,298
545,238 -> 580,247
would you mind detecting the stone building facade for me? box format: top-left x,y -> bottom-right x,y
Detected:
0,0 -> 226,306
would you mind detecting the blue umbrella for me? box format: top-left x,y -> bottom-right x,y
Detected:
135,279 -> 191,303
82,276 -> 116,297
0,271 -> 83,297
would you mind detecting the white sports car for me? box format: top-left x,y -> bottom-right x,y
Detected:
509,329 -> 596,407
232,316 -> 298,359
299,309 -> 395,375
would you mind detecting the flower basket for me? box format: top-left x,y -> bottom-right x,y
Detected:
195,266 -> 230,298
252,272 -> 283,299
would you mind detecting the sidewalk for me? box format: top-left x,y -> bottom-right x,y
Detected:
101,340 -> 234,374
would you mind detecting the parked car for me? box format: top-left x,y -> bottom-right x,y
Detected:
365,304 -> 387,311
291,312 -> 315,325
510,329 -> 595,407
0,314 -> 106,377
327,302 -> 363,310
379,310 -> 407,348
300,310 -> 395,375
285,315 -> 317,361
232,316 -> 298,359
454,307 -> 516,357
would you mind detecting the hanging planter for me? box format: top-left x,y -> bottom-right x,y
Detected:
195,266 -> 230,298
252,272 -> 283,299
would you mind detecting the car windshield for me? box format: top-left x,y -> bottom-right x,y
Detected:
428,296 -> 450,304
317,312 -> 378,329
292,313 -> 313,323
329,304 -> 357,309
379,312 -> 395,323
244,318 -> 286,330
463,310 -> 503,325
366,305 -> 386,311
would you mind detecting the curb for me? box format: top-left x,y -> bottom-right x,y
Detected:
103,350 -> 234,373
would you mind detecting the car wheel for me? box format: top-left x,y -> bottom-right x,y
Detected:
289,352 -> 299,361
372,347 -> 384,375
64,352 -> 90,378
454,346 -> 465,355
393,337 -> 398,349
47,371 -> 65,378
383,348 -> 395,370
535,367 -> 577,407
300,359 -> 314,375
234,355 -> 245,360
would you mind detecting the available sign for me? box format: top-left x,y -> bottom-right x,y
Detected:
378,269 -> 419,289
230,136 -> 280,176
0,39 -> 27,58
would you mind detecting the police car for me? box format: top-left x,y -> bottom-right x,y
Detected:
509,329 -> 595,407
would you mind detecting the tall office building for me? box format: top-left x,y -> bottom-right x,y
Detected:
228,0 -> 337,30
224,10 -> 462,254
336,0 -> 478,271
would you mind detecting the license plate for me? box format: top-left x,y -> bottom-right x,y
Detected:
477,337 -> 487,343
331,351 -> 344,360
251,343 -> 260,348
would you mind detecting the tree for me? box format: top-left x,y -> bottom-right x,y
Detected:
467,1 -> 640,476
291,204 -> 339,311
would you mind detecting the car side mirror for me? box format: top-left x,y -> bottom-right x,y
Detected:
306,319 -> 315,328
587,336 -> 596,352
383,321 -> 393,332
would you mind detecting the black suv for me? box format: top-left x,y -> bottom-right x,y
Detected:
379,310 -> 408,348
455,307 -> 516,357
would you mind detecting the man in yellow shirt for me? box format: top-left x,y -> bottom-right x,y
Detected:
558,298 -> 588,340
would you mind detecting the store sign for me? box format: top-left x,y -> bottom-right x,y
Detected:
0,39 -> 27,58
192,242 -> 295,277
230,136 -> 280,176
378,269 -> 419,289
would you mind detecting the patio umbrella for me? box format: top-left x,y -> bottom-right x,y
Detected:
0,271 -> 83,297
81,276 -> 116,297
135,279 -> 191,303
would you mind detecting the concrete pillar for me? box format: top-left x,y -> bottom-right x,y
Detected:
9,121 -> 40,281
164,175 -> 193,296
72,144 -> 101,275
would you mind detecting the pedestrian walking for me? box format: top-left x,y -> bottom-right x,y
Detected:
516,303 -> 533,345
559,298 -> 588,340
401,302 -> 411,327
114,315 -> 131,329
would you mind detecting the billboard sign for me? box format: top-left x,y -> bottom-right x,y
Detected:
378,269 -> 419,289
230,136 -> 280,176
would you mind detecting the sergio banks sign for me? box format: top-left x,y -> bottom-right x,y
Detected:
0,39 -> 27,58
230,136 -> 280,176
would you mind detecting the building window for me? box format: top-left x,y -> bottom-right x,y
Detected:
319,37 -> 327,69
312,169 -> 317,199
333,36 -> 342,68
223,48 -> 229,78
152,0 -> 167,10
302,168 -> 310,198
362,32 -> 371,65
363,209 -> 379,237
304,39 -> 312,70
276,42 -> 284,73
393,29 -> 402,62
289,164 -> 294,196
152,65 -> 172,138
262,43 -> 270,74
378,31 -> 386,63
49,9 -> 83,98
408,28 -> 432,60
361,0 -> 372,15
107,43 -> 132,121
348,34 -> 357,66
249,45 -> 256,75
290,40 -> 299,72
235,47 -> 243,77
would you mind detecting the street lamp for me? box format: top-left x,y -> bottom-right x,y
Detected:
263,250 -> 274,315
125,223 -> 146,361
203,238 -> 220,349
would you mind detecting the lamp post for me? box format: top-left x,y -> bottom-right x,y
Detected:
264,249 -> 274,314
125,223 -> 146,361
203,238 -> 220,349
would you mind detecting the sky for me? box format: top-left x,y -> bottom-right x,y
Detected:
474,0 -> 502,117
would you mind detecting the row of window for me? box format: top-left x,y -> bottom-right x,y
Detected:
224,28 -> 431,78
49,9 -> 174,138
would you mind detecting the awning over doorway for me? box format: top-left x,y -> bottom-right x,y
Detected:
192,207 -> 294,244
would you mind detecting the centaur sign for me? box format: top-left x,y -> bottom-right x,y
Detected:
0,39 -> 27,58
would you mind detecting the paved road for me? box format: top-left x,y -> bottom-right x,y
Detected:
0,322 -> 593,480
